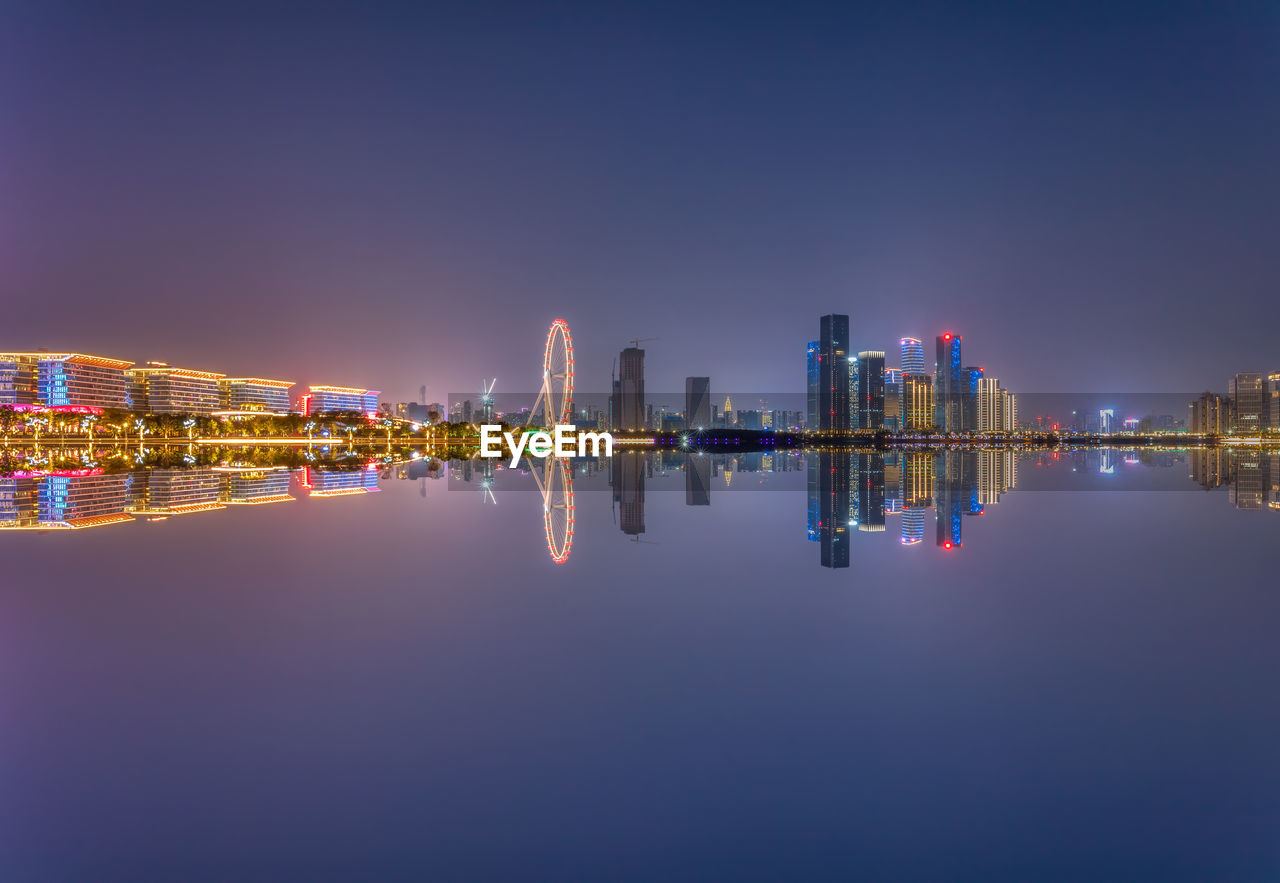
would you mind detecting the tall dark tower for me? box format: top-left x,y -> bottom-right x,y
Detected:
855,351 -> 886,430
819,451 -> 851,568
934,333 -> 963,432
617,346 -> 645,431
806,340 -> 819,429
819,315 -> 850,432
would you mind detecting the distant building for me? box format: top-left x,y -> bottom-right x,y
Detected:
303,386 -> 380,416
855,351 -> 886,430
1189,392 -> 1229,434
1230,373 -> 1265,434
219,377 -> 293,413
900,337 -> 925,376
685,376 -> 711,429
902,373 -> 934,430
1098,408 -> 1116,434
0,352 -> 133,409
934,334 -> 964,432
806,341 -> 819,429
818,315 -> 850,432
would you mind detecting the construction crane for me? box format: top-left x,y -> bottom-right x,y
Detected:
627,337 -> 659,349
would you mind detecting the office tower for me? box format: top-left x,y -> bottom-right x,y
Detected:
127,363 -> 224,415
219,378 -> 294,413
848,357 -> 858,429
900,337 -> 925,376
1229,451 -> 1265,509
934,452 -> 964,548
963,366 -> 983,431
613,452 -> 646,535
302,386 -> 380,416
884,369 -> 902,430
855,351 -> 886,430
819,315 -> 850,432
902,374 -> 934,430
685,377 -> 711,429
0,352 -> 133,409
806,455 -> 820,541
934,334 -> 963,432
855,453 -> 886,531
684,453 -> 711,506
1268,372 -> 1280,432
1230,373 -> 1265,434
609,347 -> 645,431
806,341 -> 819,429
1003,391 -> 1018,431
1098,408 -> 1116,433
818,451 -> 851,568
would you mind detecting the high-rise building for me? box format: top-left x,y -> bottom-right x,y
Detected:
612,347 -> 645,431
685,377 -> 711,429
884,368 -> 902,430
806,341 -> 819,429
818,451 -> 851,567
855,453 -> 886,531
1267,372 -> 1280,432
902,373 -> 934,430
0,352 -> 134,409
855,351 -> 886,430
613,452 -> 646,534
934,334 -> 963,432
128,363 -> 224,414
302,386 -> 380,416
900,337 -> 925,376
976,376 -> 1015,432
1098,408 -> 1116,434
963,366 -> 983,431
219,378 -> 294,413
1230,373 -> 1265,434
818,314 -> 850,432
685,453 -> 711,506
1189,392 -> 1229,434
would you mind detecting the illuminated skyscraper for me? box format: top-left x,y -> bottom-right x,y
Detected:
818,451 -> 851,568
902,374 -> 934,430
818,314 -> 850,432
900,337 -> 925,376
855,351 -> 886,430
806,340 -> 819,429
1268,372 -> 1280,431
1099,408 -> 1116,433
963,366 -> 983,431
884,368 -> 902,430
1189,392 -> 1229,434
934,334 -> 963,432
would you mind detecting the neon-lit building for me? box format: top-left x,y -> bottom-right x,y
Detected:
933,334 -> 964,432
128,363 -> 224,414
219,377 -> 294,413
900,337 -> 925,376
0,352 -> 133,408
216,468 -> 294,505
855,351 -> 886,430
302,386 -> 380,416
306,467 -> 380,497
902,373 -> 934,430
1,472 -> 135,530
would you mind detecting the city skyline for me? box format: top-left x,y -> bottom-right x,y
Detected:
4,4 -> 1278,400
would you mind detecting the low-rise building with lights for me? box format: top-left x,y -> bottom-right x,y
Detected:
128,362 -> 224,414
301,386 -> 380,417
0,352 -> 134,409
218,377 -> 295,414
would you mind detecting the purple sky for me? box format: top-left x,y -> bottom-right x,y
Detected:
2,2 -> 1277,402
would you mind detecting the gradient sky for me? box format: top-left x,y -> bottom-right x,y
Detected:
2,1 -> 1277,402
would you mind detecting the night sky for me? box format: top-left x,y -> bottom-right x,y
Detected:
3,2 -> 1277,401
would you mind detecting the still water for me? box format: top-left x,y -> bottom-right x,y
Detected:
2,449 -> 1278,880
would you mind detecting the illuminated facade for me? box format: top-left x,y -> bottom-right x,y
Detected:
306,467 -> 380,497
218,468 -> 294,504
1269,373 -> 1280,432
976,377 -> 1015,432
132,469 -> 224,515
933,334 -> 964,432
128,363 -> 224,414
0,352 -> 133,408
1189,392 -> 1229,434
1,472 -> 135,530
818,314 -> 850,432
303,386 -> 380,416
806,340 -> 819,429
902,373 -> 934,430
900,337 -> 925,376
855,351 -> 886,430
219,377 -> 294,413
884,368 -> 902,430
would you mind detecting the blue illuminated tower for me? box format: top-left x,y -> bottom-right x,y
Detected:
900,337 -> 925,375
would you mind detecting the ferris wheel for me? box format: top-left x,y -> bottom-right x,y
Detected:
529,319 -> 575,426
531,457 -> 575,564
